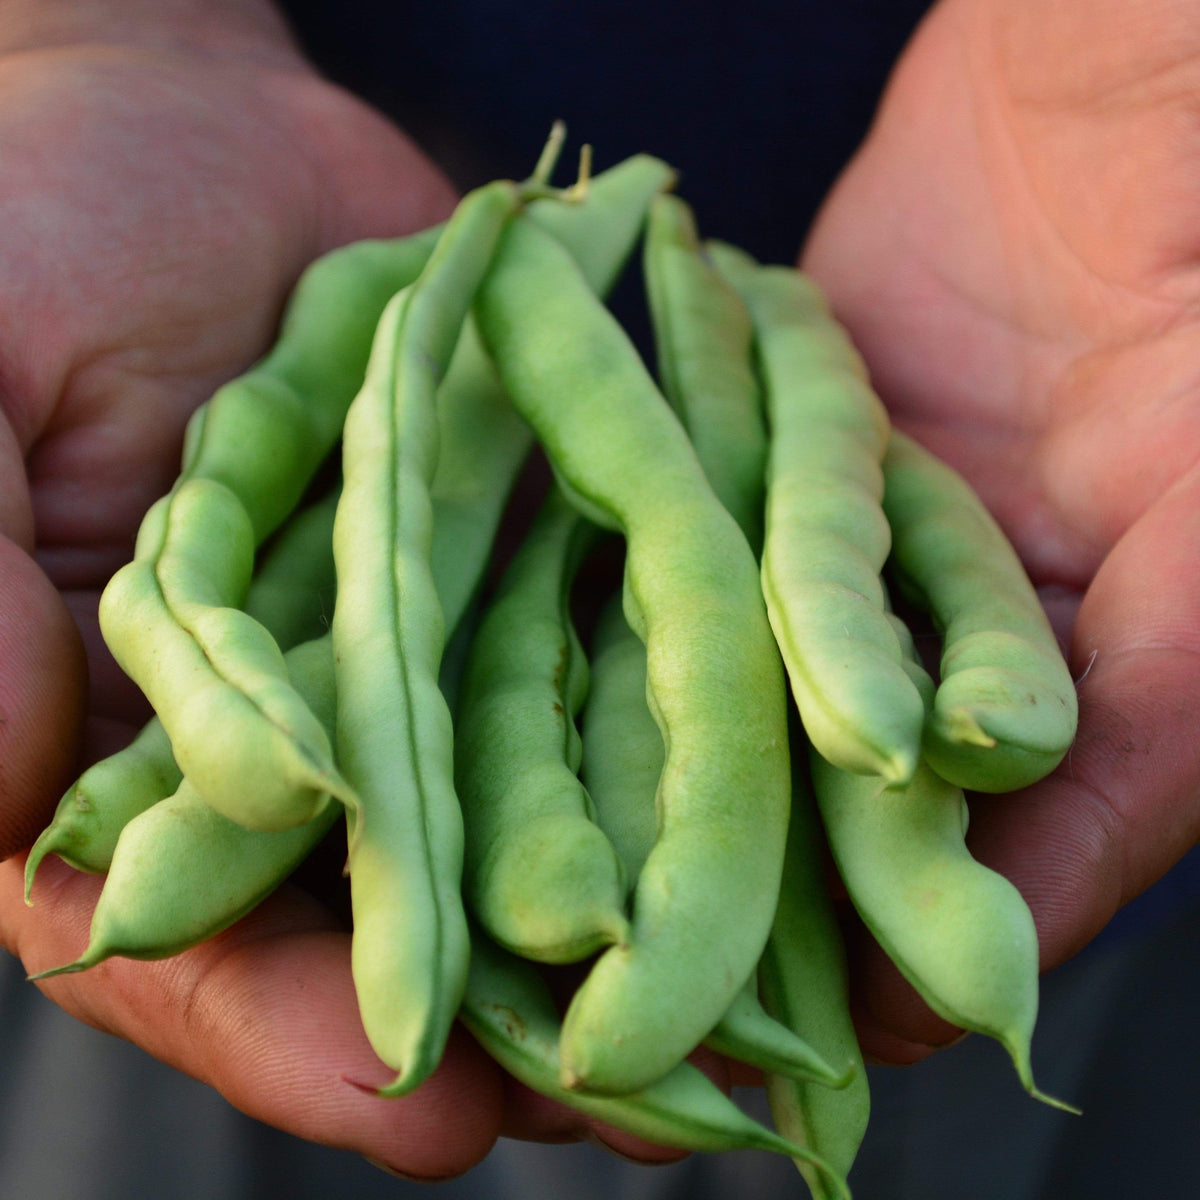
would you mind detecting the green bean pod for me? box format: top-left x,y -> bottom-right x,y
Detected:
882,430 -> 1078,792
333,180 -> 520,1097
28,635 -> 342,976
459,930 -> 852,1199
475,215 -> 792,1097
239,484 -> 340,646
581,595 -> 851,1092
709,240 -> 924,788
759,752 -> 869,1198
430,152 -> 678,633
99,478 -> 353,831
26,486 -> 340,895
454,488 -> 629,963
25,717 -> 180,890
578,594 -> 662,888
809,632 -> 1076,1112
643,194 -> 767,551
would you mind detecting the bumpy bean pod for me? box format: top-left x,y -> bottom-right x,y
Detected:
709,240 -> 924,788
643,193 -> 767,550
25,486 -> 340,893
809,631 -> 1076,1113
475,214 -> 791,1097
454,488 -> 629,963
581,595 -> 851,1093
459,930 -> 852,1199
176,227 -> 442,543
333,180 -> 520,1097
28,634 -> 341,976
882,429 -> 1078,792
99,478 -> 353,830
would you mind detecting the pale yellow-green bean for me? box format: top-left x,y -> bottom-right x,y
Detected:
882,429 -> 1078,792
333,179 -> 520,1097
709,240 -> 924,788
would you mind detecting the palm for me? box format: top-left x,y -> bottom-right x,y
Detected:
803,0 -> 1200,1053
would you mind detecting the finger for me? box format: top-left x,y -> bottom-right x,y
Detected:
845,913 -> 963,1061
967,460 -> 1200,969
5,856 -> 504,1179
0,534 -> 88,858
498,1077 -> 690,1166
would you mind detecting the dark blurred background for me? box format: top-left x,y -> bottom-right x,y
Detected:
279,0 -> 932,264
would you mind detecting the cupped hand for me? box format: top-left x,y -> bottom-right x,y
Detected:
0,8 -> 696,1176
802,0 -> 1200,1061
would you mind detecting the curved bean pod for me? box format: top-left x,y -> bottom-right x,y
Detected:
809,634 -> 1076,1112
475,215 -> 791,1097
581,595 -> 851,1092
709,240 -> 924,787
95,229 -> 439,831
99,478 -> 353,830
26,485 -> 341,894
177,227 -> 442,543
882,429 -> 1078,791
333,180 -> 520,1097
454,488 -> 629,963
459,930 -> 852,1198
25,716 -> 180,890
28,634 -> 342,976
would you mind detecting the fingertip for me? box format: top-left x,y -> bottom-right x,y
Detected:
0,535 -> 88,858
851,931 -> 964,1057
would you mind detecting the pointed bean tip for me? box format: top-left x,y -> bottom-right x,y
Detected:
27,958 -> 88,983
880,750 -> 918,789
1027,1081 -> 1082,1116
23,846 -> 47,905
939,706 -> 997,748
1009,1039 -> 1080,1114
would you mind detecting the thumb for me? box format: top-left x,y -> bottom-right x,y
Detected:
0,416 -> 88,859
966,458 -> 1200,968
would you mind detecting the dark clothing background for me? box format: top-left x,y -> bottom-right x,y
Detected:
279,0 -> 932,264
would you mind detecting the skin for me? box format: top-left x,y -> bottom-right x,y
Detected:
801,0 -> 1200,1061
0,0 -> 686,1174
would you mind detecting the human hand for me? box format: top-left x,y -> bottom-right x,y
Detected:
801,0 -> 1200,1062
0,0 -> 710,1176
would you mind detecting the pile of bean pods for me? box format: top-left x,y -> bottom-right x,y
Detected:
25,127 -> 1080,1199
